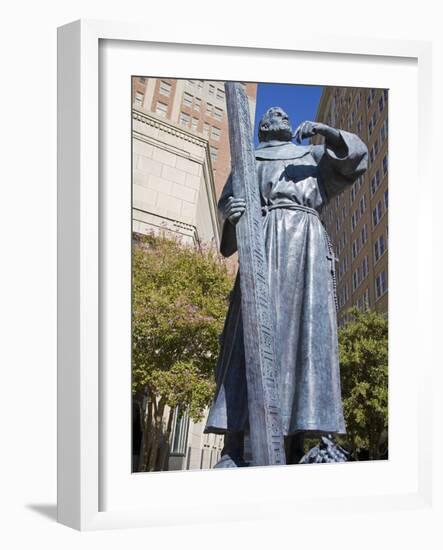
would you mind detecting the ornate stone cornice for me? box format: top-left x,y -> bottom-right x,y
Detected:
132,108 -> 208,148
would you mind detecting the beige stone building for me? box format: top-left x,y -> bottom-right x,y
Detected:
132,77 -> 257,199
314,87 -> 388,325
131,78 -> 257,471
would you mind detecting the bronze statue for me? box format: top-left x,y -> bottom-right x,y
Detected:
205,92 -> 368,467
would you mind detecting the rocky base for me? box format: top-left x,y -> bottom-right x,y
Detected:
299,435 -> 349,464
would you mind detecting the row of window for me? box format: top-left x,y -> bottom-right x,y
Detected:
356,288 -> 370,311
337,254 -> 349,282
351,224 -> 368,260
188,81 -> 225,101
351,193 -> 367,231
334,88 -> 387,137
182,93 -> 224,122
338,283 -> 350,309
206,102 -> 223,120
178,113 -> 221,141
335,206 -> 347,231
337,267 -> 387,314
350,175 -> 365,203
336,231 -> 348,256
352,256 -> 369,291
183,92 -> 201,111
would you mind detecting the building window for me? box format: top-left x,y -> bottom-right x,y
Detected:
208,84 -> 215,96
210,146 -> 218,162
203,122 -> 210,138
351,212 -> 357,232
383,89 -> 388,102
134,92 -> 144,107
206,102 -> 213,116
361,224 -> 368,245
350,183 -> 357,203
382,154 -> 389,176
194,97 -> 201,112
183,92 -> 193,107
352,239 -> 358,260
357,118 -> 362,135
191,118 -> 198,132
372,201 -> 383,227
214,106 -> 223,120
374,138 -> 379,156
155,101 -> 168,117
216,88 -> 225,101
170,408 -> 190,456
359,194 -> 366,215
376,270 -> 388,299
159,80 -> 172,97
211,127 -> 221,141
384,189 -> 389,209
374,234 -> 386,262
380,122 -> 386,143
362,256 -> 369,279
179,112 -> 190,127
379,95 -> 385,113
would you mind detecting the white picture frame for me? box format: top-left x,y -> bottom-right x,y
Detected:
57,19 -> 434,531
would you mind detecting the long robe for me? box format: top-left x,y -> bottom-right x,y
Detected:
205,131 -> 368,437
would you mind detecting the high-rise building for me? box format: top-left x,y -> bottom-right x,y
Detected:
132,77 -> 257,199
314,87 -> 388,325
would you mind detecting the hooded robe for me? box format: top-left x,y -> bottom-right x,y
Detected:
205,131 -> 368,437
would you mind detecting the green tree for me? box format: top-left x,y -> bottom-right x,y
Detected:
132,233 -> 233,472
339,307 -> 388,460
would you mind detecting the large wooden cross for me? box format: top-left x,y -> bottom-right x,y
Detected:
224,82 -> 286,466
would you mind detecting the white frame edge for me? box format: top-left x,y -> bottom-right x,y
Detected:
57,19 -> 433,531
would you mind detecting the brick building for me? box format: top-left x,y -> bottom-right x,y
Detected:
314,87 -> 388,325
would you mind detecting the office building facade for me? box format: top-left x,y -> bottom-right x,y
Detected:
315,87 -> 388,325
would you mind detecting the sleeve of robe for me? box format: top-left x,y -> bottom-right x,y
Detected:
312,130 -> 368,201
218,173 -> 238,258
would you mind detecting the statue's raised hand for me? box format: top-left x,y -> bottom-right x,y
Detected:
223,196 -> 246,225
293,121 -> 341,146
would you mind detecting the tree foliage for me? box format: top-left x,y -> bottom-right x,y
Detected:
132,233 -> 233,471
339,307 -> 388,460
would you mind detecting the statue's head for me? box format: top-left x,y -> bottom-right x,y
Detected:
258,107 -> 293,143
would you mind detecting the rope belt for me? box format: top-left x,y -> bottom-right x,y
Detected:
261,202 -> 339,312
261,203 -> 320,218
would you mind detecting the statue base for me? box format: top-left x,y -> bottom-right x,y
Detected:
299,435 -> 349,464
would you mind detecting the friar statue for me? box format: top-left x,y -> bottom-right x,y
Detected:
204,106 -> 368,466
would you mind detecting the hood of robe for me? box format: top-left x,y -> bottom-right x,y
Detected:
255,140 -> 312,161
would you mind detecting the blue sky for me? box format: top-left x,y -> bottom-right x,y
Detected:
253,83 -> 324,146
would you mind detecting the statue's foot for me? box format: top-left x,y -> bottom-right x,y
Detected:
213,454 -> 249,468
299,435 -> 349,464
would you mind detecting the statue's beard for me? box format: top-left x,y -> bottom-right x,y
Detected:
260,121 -> 293,142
